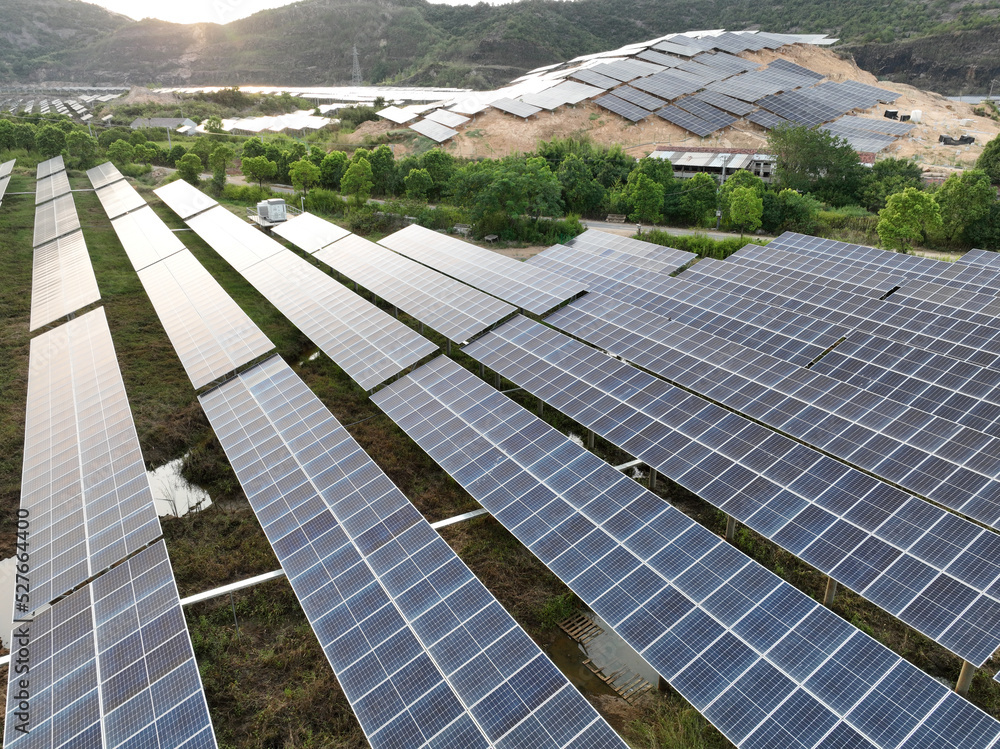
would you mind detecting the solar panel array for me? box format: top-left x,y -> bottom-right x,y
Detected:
566,229 -> 696,267
410,118 -> 459,143
567,69 -> 620,90
29,230 -> 101,331
20,308 -> 163,611
33,192 -> 80,247
491,97 -> 543,118
35,170 -> 71,205
379,224 -> 588,315
86,161 -> 127,189
747,109 -> 790,129
271,211 -> 351,253
199,355 -> 626,749
155,178 -> 219,219
654,105 -> 717,136
373,354 -> 1000,749
95,178 -> 147,219
631,71 -> 704,101
313,234 -> 517,343
821,115 -> 915,153
513,309 -> 1000,664
692,90 -> 756,116
3,541 -> 216,749
675,98 -> 737,130
612,86 -> 667,111
594,94 -> 651,122
186,206 -> 286,271
36,154 -> 65,179
424,108 -> 470,128
0,158 -> 14,203
111,206 -> 187,271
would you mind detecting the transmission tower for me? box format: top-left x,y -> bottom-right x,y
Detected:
351,45 -> 362,86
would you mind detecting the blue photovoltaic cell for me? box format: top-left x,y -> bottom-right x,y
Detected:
20,308 -> 162,612
371,355 -> 1000,749
466,316 -> 1000,666
198,355 -> 623,749
3,541 -> 217,749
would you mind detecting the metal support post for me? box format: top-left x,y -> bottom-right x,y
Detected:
587,430 -> 595,449
956,660 -> 976,697
229,591 -> 241,640
823,577 -> 838,607
420,322 -> 424,334
538,397 -> 544,415
393,306 -> 398,318
658,675 -> 668,692
649,468 -> 657,490
447,340 -> 452,355
479,362 -> 485,378
725,515 -> 737,542
495,373 -> 501,389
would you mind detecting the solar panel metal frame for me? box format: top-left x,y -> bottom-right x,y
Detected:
3,541 -> 217,749
271,211 -> 352,254
20,307 -> 163,612
29,228 -> 101,330
373,353 -> 1000,749
199,355 -> 625,749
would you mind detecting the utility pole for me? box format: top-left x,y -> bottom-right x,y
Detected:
352,46 -> 362,86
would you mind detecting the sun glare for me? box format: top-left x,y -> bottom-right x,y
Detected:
82,0 -> 303,25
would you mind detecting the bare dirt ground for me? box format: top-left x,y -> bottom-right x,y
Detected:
351,44 -> 999,174
117,86 -> 184,107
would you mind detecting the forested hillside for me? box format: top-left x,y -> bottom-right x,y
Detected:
3,0 -> 1000,91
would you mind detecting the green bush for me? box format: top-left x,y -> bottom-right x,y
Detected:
637,230 -> 767,260
815,207 -> 879,243
304,188 -> 348,217
346,204 -> 404,235
220,183 -> 279,205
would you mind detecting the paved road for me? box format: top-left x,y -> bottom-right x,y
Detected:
582,218 -> 771,243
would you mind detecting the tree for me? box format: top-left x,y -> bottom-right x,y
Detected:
877,187 -> 942,252
420,149 -> 457,200
241,155 -> 277,188
167,145 -> 187,167
404,168 -> 433,201
98,128 -> 130,149
718,170 -> 765,229
176,153 -> 203,184
210,145 -> 235,193
320,151 -> 349,190
762,189 -> 821,234
768,124 -> 865,206
12,123 -> 35,151
242,139 -> 265,159
367,144 -> 395,196
590,145 -> 635,188
35,124 -> 66,158
133,144 -> 157,165
729,186 -> 763,239
859,158 -> 923,212
205,116 -> 224,133
107,139 -> 134,166
341,157 -> 374,205
557,153 -> 605,216
0,120 -> 15,151
666,173 -> 717,226
625,171 -> 664,224
976,136 -> 1000,185
448,156 -> 562,233
66,131 -> 98,168
289,158 -> 321,194
934,169 -> 996,246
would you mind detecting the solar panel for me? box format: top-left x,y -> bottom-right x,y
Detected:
630,72 -> 703,101
674,98 -> 738,129
20,307 -> 163,612
529,241 -> 692,278
424,108 -> 471,128
379,224 -> 587,315
137,251 -> 276,388
491,97 -> 543,118
111,206 -> 187,270
410,119 -> 459,143
635,49 -> 682,68
0,174 -> 11,204
35,170 -> 71,204
692,90 -> 756,116
199,355 -> 626,749
373,354 -> 1000,749
767,58 -> 825,80
378,105 -> 419,124
956,249 -> 1000,270
547,80 -> 605,104
36,155 -> 65,179
747,109 -> 790,129
271,211 -> 351,253
566,69 -> 620,90
186,206 -> 285,271
653,40 -> 699,57
3,541 -> 217,749
690,51 -> 755,76
495,313 -> 1000,665
655,105 -> 717,136
33,193 -> 80,247
85,161 -> 126,189
594,94 -> 651,122
566,229 -> 696,264
29,229 -> 101,330
0,158 -> 14,179
611,86 -> 667,111
311,233 -> 516,343
95,178 -> 148,219
155,178 -> 220,219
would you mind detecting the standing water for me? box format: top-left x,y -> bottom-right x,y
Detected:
147,456 -> 213,517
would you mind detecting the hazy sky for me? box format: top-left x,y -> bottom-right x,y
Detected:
83,0 -> 511,25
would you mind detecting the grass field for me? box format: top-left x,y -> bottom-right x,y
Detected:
1,163 -> 999,748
